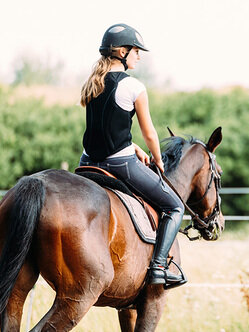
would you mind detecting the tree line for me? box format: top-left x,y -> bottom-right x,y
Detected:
0,85 -> 248,217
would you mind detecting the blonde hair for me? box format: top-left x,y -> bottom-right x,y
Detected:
80,56 -> 112,107
80,47 -> 128,107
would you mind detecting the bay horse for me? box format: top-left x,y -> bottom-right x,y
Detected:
0,127 -> 224,332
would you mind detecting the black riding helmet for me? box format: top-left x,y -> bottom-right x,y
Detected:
99,23 -> 149,70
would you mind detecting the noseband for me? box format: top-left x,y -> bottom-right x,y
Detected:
157,141 -> 222,240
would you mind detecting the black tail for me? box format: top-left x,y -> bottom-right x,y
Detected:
0,176 -> 45,313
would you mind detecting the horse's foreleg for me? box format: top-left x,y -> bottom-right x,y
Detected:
1,260 -> 39,332
118,308 -> 137,332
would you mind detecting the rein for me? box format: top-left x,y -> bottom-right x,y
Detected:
156,141 -> 221,241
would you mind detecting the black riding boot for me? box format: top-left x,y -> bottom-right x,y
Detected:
149,207 -> 185,285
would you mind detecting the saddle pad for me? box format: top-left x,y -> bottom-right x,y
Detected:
110,189 -> 156,244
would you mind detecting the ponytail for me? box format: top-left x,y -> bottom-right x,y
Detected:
80,56 -> 112,107
80,46 -> 130,107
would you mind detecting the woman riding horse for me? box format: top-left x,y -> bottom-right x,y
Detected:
0,127 -> 224,331
0,22 -> 225,332
79,23 -> 185,286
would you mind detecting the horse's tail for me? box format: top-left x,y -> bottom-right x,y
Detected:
0,176 -> 45,314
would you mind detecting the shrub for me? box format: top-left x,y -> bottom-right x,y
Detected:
1,85 -> 248,216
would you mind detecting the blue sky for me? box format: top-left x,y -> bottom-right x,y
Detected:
1,0 -> 249,90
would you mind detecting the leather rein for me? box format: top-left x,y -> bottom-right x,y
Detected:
156,141 -> 222,241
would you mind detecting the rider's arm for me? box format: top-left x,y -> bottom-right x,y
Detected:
135,90 -> 164,173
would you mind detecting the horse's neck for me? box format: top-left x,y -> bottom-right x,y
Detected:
169,145 -> 204,203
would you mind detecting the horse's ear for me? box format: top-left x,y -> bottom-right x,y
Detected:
206,127 -> 222,152
167,127 -> 175,137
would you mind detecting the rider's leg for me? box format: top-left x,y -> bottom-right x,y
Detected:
148,207 -> 184,284
79,153 -> 186,285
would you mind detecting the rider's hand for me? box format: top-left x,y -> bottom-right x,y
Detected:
151,156 -> 165,174
133,143 -> 150,165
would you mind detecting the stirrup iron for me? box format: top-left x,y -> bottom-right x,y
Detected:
163,259 -> 188,290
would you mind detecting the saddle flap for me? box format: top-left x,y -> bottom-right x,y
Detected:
110,189 -> 158,244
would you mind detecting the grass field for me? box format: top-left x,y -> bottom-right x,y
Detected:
20,226 -> 249,332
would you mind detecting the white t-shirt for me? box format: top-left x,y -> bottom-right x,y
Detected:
115,76 -> 146,111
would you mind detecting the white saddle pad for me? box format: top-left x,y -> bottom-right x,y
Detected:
112,189 -> 157,244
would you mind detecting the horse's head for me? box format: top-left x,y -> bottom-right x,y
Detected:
186,127 -> 225,240
162,127 -> 225,241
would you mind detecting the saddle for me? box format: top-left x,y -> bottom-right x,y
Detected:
75,166 -> 159,244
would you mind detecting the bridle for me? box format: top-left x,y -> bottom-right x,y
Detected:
183,141 -> 222,240
156,141 -> 222,241
187,140 -> 221,222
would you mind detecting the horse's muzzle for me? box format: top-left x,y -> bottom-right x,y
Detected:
201,213 -> 225,241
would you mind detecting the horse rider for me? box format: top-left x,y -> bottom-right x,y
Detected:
79,23 -> 185,286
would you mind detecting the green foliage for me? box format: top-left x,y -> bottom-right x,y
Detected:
12,55 -> 64,86
1,85 -> 248,216
0,86 -> 83,188
132,87 -> 249,188
131,87 -> 249,216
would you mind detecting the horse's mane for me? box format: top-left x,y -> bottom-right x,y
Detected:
161,135 -> 201,174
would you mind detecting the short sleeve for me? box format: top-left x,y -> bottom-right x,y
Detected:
115,77 -> 146,111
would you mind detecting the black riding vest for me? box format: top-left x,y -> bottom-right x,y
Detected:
83,72 -> 136,162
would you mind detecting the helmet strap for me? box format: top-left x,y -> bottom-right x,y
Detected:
110,47 -> 132,71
